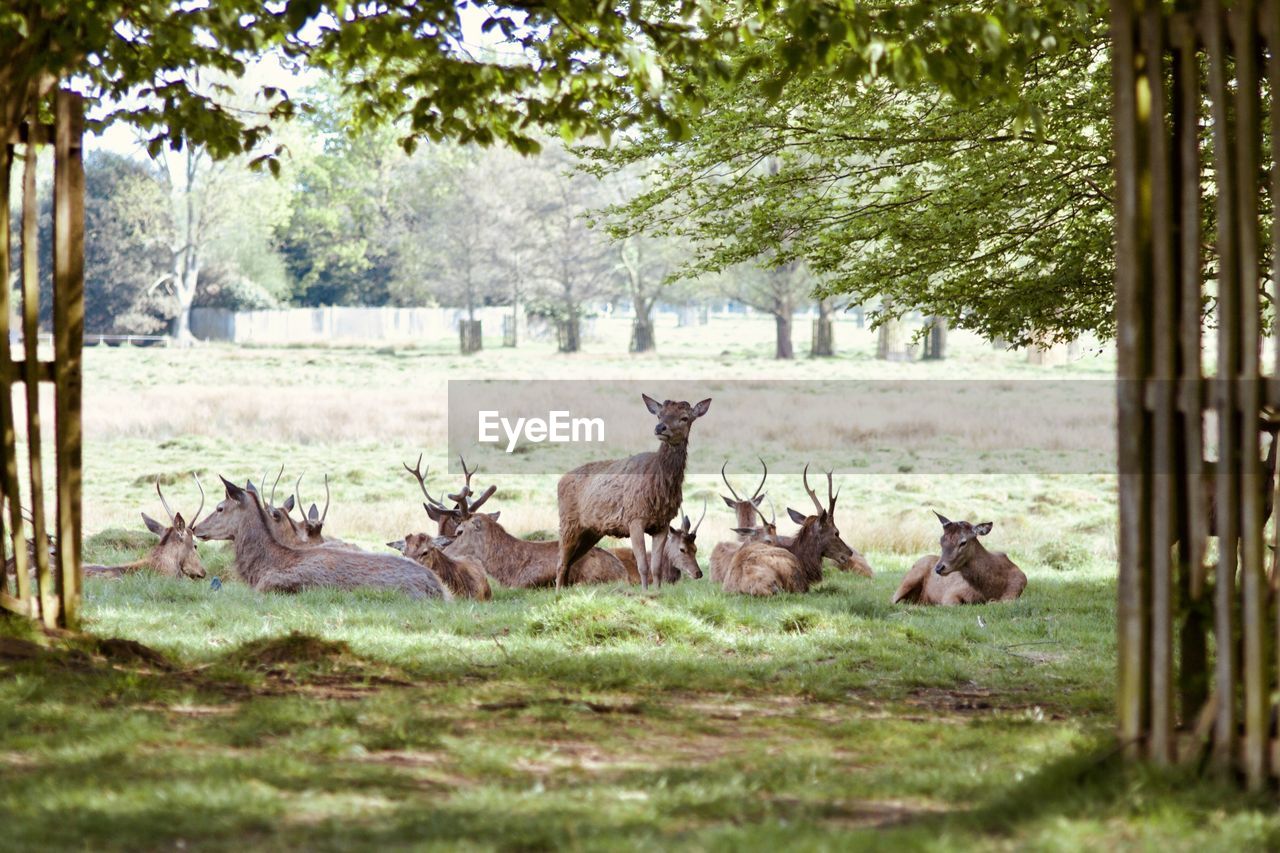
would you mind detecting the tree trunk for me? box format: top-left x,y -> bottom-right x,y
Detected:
558,316 -> 580,353
810,299 -> 835,357
876,318 -> 917,361
774,312 -> 794,359
630,315 -> 656,353
677,304 -> 698,327
921,316 -> 947,360
503,312 -> 517,347
459,320 -> 483,354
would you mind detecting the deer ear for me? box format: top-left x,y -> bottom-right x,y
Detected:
487,511 -> 500,521
787,507 -> 807,525
386,539 -> 406,553
172,512 -> 186,533
642,393 -> 662,415
974,522 -> 993,536
933,510 -> 952,528
141,512 -> 166,537
692,398 -> 711,418
752,494 -> 765,507
308,503 -> 319,521
220,476 -> 246,501
283,495 -> 295,512
721,495 -> 737,509
669,526 -> 680,537
425,503 -> 444,521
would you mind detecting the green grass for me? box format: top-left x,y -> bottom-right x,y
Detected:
5,323 -> 1275,849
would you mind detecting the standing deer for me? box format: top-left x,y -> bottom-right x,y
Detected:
556,394 -> 711,590
444,512 -> 633,588
612,503 -> 706,583
193,477 -> 449,599
404,455 -> 497,537
892,511 -> 1027,605
84,478 -> 207,580
400,532 -> 491,600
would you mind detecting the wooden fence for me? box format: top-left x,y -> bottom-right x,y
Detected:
0,91 -> 85,630
1113,0 -> 1280,788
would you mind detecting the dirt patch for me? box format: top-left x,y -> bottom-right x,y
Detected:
95,637 -> 173,670
765,795 -> 952,829
904,686 -> 1066,719
476,696 -> 643,715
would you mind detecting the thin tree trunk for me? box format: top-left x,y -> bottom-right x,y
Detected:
922,316 -> 947,360
810,299 -> 835,357
631,315 -> 656,353
775,312 -> 794,359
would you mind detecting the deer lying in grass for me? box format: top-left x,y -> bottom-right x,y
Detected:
404,454 -> 498,537
556,394 -> 711,590
612,503 -> 705,583
84,478 -> 207,580
722,468 -> 854,596
400,532 -> 491,600
892,511 -> 1027,606
709,460 -> 769,583
445,512 -> 633,588
194,478 -> 449,599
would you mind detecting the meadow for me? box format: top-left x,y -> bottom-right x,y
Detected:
4,317 -> 1279,850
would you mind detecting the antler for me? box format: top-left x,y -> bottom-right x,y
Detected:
721,461 -> 742,501
467,483 -> 497,514
269,464 -> 284,508
293,474 -> 304,517
754,495 -> 776,528
753,458 -> 768,499
189,474 -> 206,528
447,454 -> 477,507
692,499 -> 707,535
403,454 -> 449,510
826,468 -> 838,515
802,464 -> 825,515
156,479 -> 177,526
319,474 -> 331,525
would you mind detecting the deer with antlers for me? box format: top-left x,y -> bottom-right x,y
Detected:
611,502 -> 706,583
722,467 -> 854,596
403,454 -> 498,536
709,460 -> 769,583
83,478 -> 207,580
555,394 -> 711,590
194,478 -> 449,599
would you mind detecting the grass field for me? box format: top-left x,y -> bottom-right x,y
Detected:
5,318 -> 1279,850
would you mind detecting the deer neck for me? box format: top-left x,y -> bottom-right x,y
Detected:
786,522 -> 825,575
234,503 -> 295,584
956,541 -> 1005,598
652,441 -> 688,512
734,502 -> 759,534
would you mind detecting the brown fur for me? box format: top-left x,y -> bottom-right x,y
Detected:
1205,420 -> 1280,537
402,532 -> 491,600
446,513 -> 631,588
84,513 -> 206,580
556,395 -> 710,589
194,478 -> 449,599
892,513 -> 1026,605
722,542 -> 805,596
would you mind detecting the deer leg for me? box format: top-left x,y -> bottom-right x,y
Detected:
628,519 -> 651,590
649,527 -> 669,590
555,533 -> 579,592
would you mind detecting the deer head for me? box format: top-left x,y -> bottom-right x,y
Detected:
643,394 -> 711,447
144,476 -> 207,579
243,466 -> 307,545
931,511 -> 993,576
194,476 -> 258,541
403,454 -> 498,536
785,465 -> 854,565
733,496 -> 779,544
666,501 -> 706,579
716,458 -> 762,525
294,473 -> 331,541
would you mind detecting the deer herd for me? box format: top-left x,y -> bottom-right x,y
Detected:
9,394 -> 1036,608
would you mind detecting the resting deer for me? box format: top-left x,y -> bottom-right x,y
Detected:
723,467 -> 853,596
404,454 -> 497,537
612,503 -> 706,583
444,512 -> 633,588
556,394 -> 711,590
84,478 -> 207,580
193,477 -> 449,599
400,532 -> 491,600
892,511 -> 1027,606
709,460 -> 769,583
